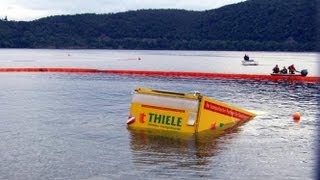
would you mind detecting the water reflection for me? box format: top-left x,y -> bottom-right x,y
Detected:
128,128 -> 239,173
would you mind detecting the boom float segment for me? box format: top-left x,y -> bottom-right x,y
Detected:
0,68 -> 319,83
0,67 -> 100,73
103,69 -> 320,83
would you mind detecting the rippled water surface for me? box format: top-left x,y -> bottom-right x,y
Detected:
0,49 -> 319,180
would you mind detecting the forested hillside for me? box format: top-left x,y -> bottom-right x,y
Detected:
0,0 -> 318,51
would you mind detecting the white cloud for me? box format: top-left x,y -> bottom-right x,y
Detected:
0,5 -> 47,21
0,0 -> 244,21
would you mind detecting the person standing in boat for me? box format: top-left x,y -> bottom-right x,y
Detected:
272,65 -> 280,74
244,54 -> 250,61
280,66 -> 288,74
288,64 -> 297,74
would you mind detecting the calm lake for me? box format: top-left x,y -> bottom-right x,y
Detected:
0,49 -> 319,180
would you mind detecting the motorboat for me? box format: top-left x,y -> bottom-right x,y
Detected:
271,69 -> 308,77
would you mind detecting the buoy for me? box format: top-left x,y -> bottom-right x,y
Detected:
127,116 -> 135,125
293,112 -> 301,121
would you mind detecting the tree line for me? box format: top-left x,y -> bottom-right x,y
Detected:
0,0 -> 318,51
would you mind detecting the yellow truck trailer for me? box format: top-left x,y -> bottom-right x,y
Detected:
127,88 -> 256,135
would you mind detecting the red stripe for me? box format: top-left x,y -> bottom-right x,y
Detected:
0,67 -> 100,73
141,104 -> 185,113
203,101 -> 252,120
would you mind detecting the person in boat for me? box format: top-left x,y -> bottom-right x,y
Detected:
280,66 -> 288,74
288,64 -> 297,74
272,64 -> 280,74
244,54 -> 250,61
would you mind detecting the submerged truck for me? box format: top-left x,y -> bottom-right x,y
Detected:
127,88 -> 256,135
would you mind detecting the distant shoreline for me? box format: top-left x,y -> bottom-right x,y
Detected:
0,0 -> 317,52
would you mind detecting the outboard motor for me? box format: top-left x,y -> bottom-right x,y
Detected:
300,69 -> 308,76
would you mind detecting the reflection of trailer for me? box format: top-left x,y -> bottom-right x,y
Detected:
127,88 -> 256,134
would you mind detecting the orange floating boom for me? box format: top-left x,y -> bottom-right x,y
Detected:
102,69 -> 320,83
0,67 -> 319,83
0,67 -> 100,73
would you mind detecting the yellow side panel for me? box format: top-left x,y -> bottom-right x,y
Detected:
197,96 -> 255,133
129,102 -> 195,133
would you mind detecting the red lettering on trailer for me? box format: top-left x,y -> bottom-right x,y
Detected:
204,101 -> 251,120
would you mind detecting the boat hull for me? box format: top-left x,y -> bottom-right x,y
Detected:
270,73 -> 303,77
242,60 -> 259,66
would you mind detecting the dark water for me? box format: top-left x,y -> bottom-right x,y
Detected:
0,72 -> 318,180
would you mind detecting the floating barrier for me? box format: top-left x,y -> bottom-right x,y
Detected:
127,88 -> 256,134
0,67 -> 319,83
0,67 -> 100,73
103,69 -> 320,83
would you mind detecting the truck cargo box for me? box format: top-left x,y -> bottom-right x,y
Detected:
127,88 -> 256,134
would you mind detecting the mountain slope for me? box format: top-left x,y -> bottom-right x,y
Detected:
0,0 -> 317,51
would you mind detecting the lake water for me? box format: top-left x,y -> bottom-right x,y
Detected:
0,49 -> 319,180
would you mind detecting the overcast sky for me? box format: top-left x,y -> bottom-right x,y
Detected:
0,0 -> 245,21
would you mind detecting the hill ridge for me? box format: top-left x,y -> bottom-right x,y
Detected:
0,0 -> 318,51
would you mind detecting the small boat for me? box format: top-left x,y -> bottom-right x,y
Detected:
242,60 -> 259,66
270,69 -> 308,77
